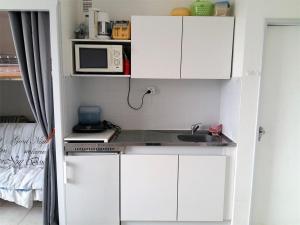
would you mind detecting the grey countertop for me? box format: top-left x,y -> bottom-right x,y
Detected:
109,130 -> 236,147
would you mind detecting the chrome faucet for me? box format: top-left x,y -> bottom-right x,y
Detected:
191,123 -> 202,135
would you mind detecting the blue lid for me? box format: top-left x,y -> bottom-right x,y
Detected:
78,106 -> 101,125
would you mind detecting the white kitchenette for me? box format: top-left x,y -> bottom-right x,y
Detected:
63,130 -> 236,225
59,1 -> 241,225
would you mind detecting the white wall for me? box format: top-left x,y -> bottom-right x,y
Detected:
231,0 -> 247,78
243,0 -> 300,74
0,81 -> 34,120
76,0 -> 207,21
74,0 -> 234,28
60,0 -> 81,135
231,1 -> 300,225
219,78 -> 241,141
68,78 -> 221,132
232,75 -> 260,225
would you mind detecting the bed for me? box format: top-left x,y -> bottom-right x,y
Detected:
0,121 -> 48,208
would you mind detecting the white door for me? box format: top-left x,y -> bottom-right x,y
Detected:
178,155 -> 226,221
251,26 -> 300,225
121,154 -> 178,221
181,17 -> 234,79
65,154 -> 119,225
131,16 -> 182,79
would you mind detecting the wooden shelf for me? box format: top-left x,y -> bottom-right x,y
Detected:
71,39 -> 131,43
0,65 -> 22,80
71,74 -> 130,78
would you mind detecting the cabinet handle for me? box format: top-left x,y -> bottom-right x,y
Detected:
63,161 -> 68,184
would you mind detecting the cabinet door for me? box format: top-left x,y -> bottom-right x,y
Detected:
65,154 -> 119,225
131,16 -> 182,79
178,156 -> 226,221
121,155 -> 178,221
181,17 -> 234,79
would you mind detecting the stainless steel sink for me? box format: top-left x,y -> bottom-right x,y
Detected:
177,134 -> 220,143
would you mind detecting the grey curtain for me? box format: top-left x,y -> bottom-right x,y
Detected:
9,12 -> 59,225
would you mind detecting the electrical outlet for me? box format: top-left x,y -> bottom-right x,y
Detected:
145,86 -> 156,95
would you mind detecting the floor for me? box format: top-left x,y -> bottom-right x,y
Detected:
0,199 -> 42,225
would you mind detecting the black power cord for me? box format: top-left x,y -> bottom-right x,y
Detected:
127,78 -> 151,110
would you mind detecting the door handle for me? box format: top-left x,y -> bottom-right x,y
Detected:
258,126 -> 266,141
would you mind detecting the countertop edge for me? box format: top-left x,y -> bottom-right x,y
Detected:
64,130 -> 237,148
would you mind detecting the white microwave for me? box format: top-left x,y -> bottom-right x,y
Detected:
74,44 -> 123,73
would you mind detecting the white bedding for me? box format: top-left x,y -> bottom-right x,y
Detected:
0,123 -> 48,208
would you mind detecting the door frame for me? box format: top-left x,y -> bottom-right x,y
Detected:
250,18 -> 300,225
0,1 -> 66,225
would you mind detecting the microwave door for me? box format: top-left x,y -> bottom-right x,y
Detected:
76,47 -> 109,73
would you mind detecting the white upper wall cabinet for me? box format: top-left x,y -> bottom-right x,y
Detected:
131,16 -> 234,79
131,16 -> 182,79
178,156 -> 226,221
181,17 -> 234,79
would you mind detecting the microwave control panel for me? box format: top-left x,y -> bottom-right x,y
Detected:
109,45 -> 123,71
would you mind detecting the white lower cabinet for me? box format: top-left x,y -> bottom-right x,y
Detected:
120,154 -> 226,222
121,155 -> 178,221
178,156 -> 226,221
65,154 -> 119,225
65,153 -> 226,224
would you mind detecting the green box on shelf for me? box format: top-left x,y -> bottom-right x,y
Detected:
191,0 -> 214,16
